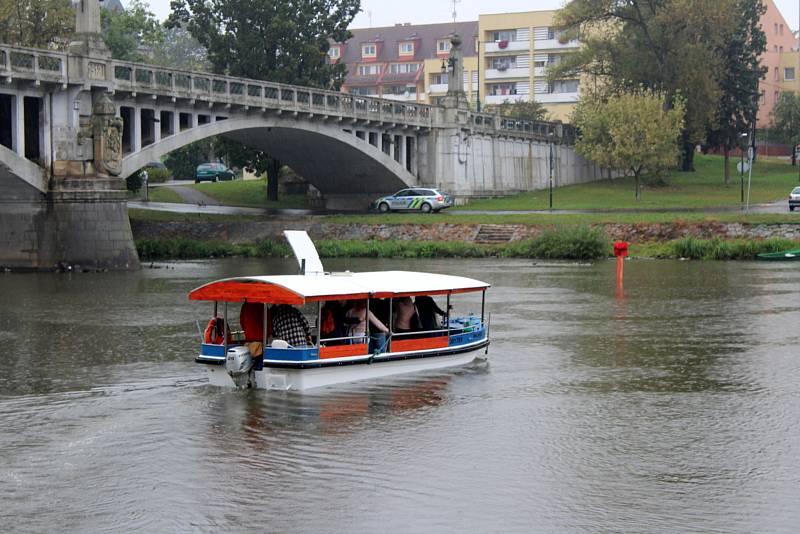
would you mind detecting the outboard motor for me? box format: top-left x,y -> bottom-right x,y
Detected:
226,346 -> 254,388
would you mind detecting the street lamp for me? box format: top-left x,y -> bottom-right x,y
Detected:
548,131 -> 555,209
739,131 -> 748,205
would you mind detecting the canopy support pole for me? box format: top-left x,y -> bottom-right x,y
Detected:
387,298 -> 393,353
481,290 -> 485,327
446,293 -> 451,338
316,301 -> 322,348
263,303 -> 268,350
223,302 -> 228,354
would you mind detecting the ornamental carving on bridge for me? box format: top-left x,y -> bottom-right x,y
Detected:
92,92 -> 123,177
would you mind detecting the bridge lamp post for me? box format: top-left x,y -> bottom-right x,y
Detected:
739,131 -> 748,205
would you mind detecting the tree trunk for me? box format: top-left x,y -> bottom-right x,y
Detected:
267,158 -> 280,201
723,146 -> 730,185
792,146 -> 797,167
680,136 -> 696,172
634,171 -> 641,201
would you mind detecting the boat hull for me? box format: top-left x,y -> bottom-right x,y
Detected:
756,249 -> 800,261
203,341 -> 488,391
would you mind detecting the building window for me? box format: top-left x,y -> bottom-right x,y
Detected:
785,67 -> 796,80
327,47 -> 340,60
399,42 -> 414,55
774,23 -> 779,34
760,90 -> 766,104
437,39 -> 451,54
490,57 -> 515,70
349,86 -> 377,96
387,85 -> 416,95
780,24 -> 784,35
774,67 -> 779,80
357,64 -> 381,76
552,79 -> 579,93
492,30 -> 516,42
389,62 -> 420,74
547,28 -> 557,40
361,44 -> 376,58
431,73 -> 449,85
489,82 -> 517,96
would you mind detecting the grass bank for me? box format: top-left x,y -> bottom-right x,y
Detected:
458,154 -> 800,211
136,226 -> 798,262
147,179 -> 307,209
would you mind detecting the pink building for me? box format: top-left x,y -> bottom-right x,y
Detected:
757,0 -> 799,128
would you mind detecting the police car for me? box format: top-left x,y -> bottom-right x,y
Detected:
371,188 -> 454,213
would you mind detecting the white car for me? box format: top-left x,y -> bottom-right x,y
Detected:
790,186 -> 800,212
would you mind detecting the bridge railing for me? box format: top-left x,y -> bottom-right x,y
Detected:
104,58 -> 434,128
0,45 -> 68,85
469,111 -> 577,143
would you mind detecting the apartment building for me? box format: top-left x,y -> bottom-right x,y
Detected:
758,0 -> 799,127
479,11 -> 581,121
331,21 -> 478,103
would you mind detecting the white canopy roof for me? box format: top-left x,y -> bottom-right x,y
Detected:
189,271 -> 490,304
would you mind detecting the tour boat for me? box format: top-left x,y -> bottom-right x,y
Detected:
189,231 -> 490,391
756,249 -> 800,261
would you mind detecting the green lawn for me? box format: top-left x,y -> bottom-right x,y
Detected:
148,179 -> 308,209
458,154 -> 800,211
128,208 -> 269,222
146,186 -> 184,204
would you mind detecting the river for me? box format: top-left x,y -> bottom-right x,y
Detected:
1,258 -> 799,533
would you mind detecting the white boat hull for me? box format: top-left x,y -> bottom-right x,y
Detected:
204,343 -> 487,391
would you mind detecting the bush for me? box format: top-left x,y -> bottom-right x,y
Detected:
671,236 -> 798,260
503,226 -> 610,260
146,167 -> 172,183
126,172 -> 144,193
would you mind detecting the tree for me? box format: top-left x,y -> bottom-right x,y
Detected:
101,0 -> 164,62
167,0 -> 360,199
572,89 -> 685,200
486,99 -> 548,122
771,92 -> 800,165
0,0 -> 74,49
152,26 -> 210,71
706,0 -> 766,185
554,0 -> 734,172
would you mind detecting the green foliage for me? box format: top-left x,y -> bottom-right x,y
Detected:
152,26 -> 210,71
771,92 -> 800,149
126,172 -> 144,193
101,0 -> 164,62
572,89 -> 685,199
670,237 -> 798,260
0,0 -> 74,48
706,0 -> 766,185
167,0 -> 359,87
163,138 -> 214,180
503,226 -> 610,260
554,0 -> 736,171
486,99 -> 548,122
146,168 -> 172,183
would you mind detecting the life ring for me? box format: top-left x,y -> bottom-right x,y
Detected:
204,317 -> 227,345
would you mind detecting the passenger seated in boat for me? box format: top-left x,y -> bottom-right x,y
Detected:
393,296 -> 421,334
271,304 -> 312,347
240,302 -> 269,357
415,296 -> 449,334
346,300 -> 389,351
320,301 -> 348,346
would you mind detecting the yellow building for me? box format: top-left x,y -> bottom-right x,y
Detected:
777,50 -> 800,95
478,10 -> 581,122
423,56 -> 479,106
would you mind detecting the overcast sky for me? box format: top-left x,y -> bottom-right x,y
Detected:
145,0 -> 799,32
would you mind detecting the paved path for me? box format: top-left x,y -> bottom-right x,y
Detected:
129,199 -> 793,217
161,185 -> 220,206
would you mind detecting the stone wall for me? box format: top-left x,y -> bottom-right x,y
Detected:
130,219 -> 800,245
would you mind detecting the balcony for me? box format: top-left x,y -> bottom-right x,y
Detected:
485,40 -> 530,54
533,39 -> 580,51
485,94 -> 527,105
382,93 -> 419,102
428,83 -> 448,94
534,92 -> 580,104
485,67 -> 529,80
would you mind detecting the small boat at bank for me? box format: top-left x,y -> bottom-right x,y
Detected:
189,231 -> 490,391
756,249 -> 800,261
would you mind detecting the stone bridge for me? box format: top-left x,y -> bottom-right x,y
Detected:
0,4 -> 605,269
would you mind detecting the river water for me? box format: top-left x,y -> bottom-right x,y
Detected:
1,257 -> 799,533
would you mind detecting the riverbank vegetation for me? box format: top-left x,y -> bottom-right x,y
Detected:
147,180 -> 307,209
135,226 -> 798,262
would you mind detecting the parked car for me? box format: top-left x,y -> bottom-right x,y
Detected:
195,163 -> 235,183
790,186 -> 800,211
371,188 -> 454,213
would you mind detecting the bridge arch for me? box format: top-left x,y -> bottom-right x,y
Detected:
121,115 -> 421,196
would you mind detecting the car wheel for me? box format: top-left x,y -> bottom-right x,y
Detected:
420,202 -> 432,213
378,202 -> 390,213
195,179 -> 200,184
791,206 -> 795,211
213,175 -> 218,182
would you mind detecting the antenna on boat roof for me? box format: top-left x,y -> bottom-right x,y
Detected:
284,230 -> 325,275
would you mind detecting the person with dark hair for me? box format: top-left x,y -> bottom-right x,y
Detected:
272,304 -> 312,347
415,295 -> 449,332
393,296 -> 421,334
320,301 -> 348,346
